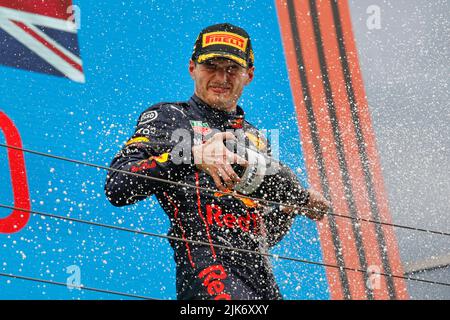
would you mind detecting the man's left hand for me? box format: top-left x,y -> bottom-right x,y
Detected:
302,189 -> 331,220
281,189 -> 331,220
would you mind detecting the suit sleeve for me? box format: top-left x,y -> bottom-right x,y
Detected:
104,104 -> 193,207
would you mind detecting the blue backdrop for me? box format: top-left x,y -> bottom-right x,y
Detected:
0,0 -> 329,299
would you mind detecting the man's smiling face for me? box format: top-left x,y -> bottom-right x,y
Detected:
189,58 -> 254,112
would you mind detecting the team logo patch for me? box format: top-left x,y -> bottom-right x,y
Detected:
198,264 -> 231,300
213,189 -> 259,208
202,31 -> 248,52
125,136 -> 150,146
227,117 -> 244,129
130,153 -> 169,173
152,152 -> 169,163
139,110 -> 158,125
136,126 -> 157,136
245,132 -> 266,151
190,120 -> 212,135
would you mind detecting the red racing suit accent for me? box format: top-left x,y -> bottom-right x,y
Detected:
105,95 -> 296,300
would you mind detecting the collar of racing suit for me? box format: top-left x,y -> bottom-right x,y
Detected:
189,94 -> 246,130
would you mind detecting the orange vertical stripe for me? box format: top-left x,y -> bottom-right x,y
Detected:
316,0 -> 389,299
337,0 -> 409,299
292,0 -> 367,299
275,0 -> 344,299
276,0 -> 409,299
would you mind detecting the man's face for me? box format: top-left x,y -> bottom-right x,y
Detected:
189,58 -> 254,112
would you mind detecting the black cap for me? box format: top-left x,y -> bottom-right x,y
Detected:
191,23 -> 254,68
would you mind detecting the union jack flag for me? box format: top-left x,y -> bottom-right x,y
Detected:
0,0 -> 84,83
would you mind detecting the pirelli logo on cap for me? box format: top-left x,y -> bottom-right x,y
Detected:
202,31 -> 248,52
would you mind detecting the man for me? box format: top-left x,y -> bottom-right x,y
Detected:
105,23 -> 330,300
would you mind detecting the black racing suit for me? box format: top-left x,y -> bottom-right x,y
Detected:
104,94 -> 297,300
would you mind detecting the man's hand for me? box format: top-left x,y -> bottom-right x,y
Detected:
192,132 -> 248,191
302,189 -> 331,220
281,189 -> 330,221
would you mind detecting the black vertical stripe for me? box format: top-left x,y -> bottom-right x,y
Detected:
330,0 -> 397,299
286,0 -> 352,299
308,0 -> 373,299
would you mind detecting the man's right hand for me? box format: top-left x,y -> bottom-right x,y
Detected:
192,132 -> 248,192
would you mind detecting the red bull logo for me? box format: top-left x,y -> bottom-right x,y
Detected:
130,153 -> 169,173
213,189 -> 259,208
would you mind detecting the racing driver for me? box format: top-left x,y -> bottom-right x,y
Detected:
105,23 -> 330,300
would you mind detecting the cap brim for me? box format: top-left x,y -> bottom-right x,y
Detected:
197,52 -> 248,68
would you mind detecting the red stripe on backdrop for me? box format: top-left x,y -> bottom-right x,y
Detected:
315,0 -> 389,299
275,0 -> 346,299
336,0 -> 408,299
13,21 -> 83,73
0,0 -> 73,20
290,0 -> 367,299
275,0 -> 409,299
0,112 -> 31,234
